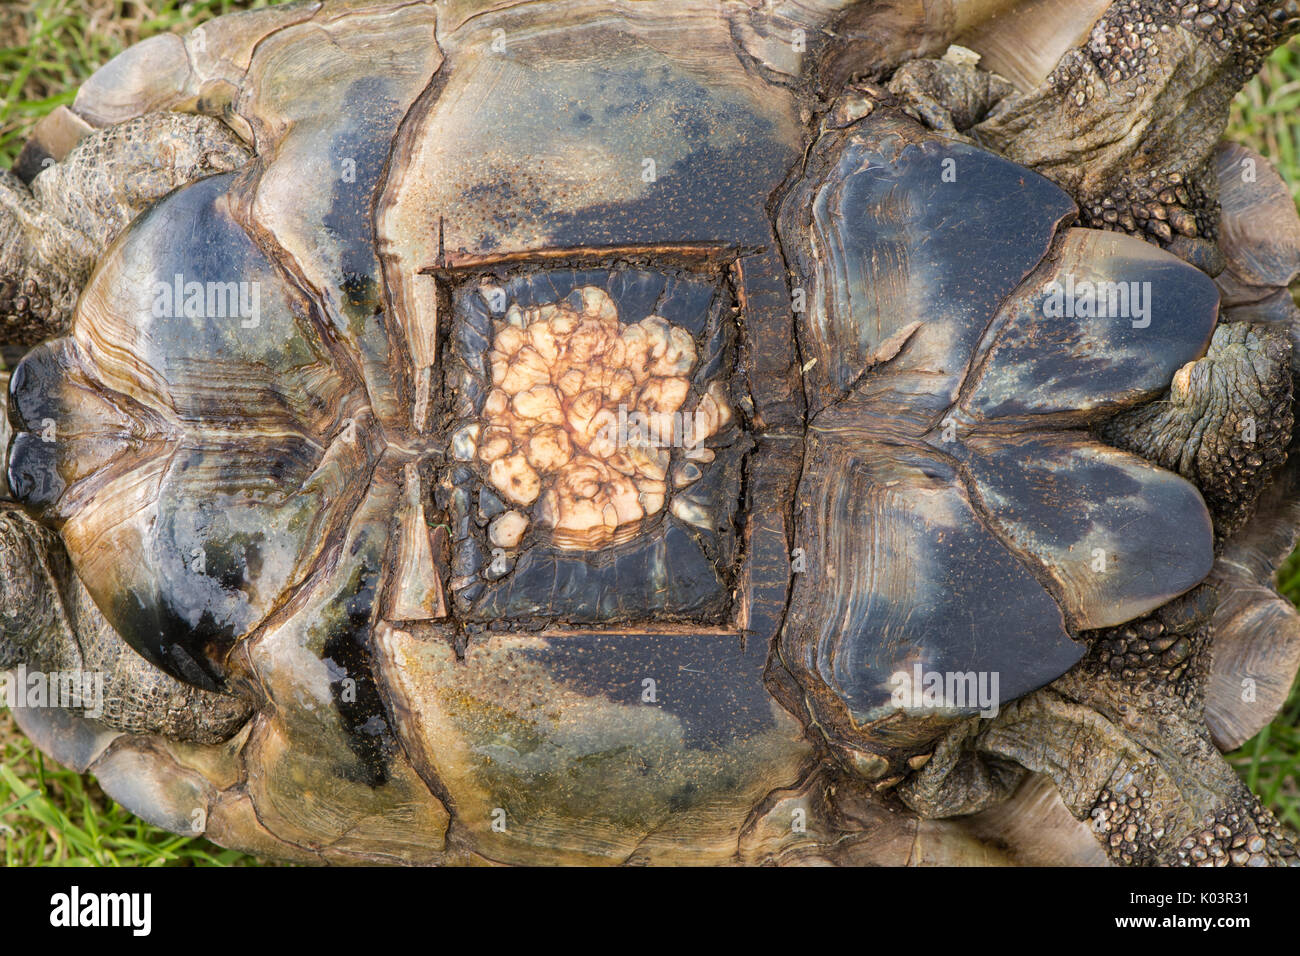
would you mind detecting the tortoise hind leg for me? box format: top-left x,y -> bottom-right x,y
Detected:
0,506 -> 251,744
976,589 -> 1297,866
1099,321 -> 1294,537
0,112 -> 250,346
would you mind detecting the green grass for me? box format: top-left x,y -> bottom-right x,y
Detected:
0,1 -> 286,166
1227,43 -> 1300,204
0,2 -> 1298,864
1232,550 -> 1300,834
1221,47 -> 1300,835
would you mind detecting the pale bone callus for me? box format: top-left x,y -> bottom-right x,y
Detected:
488,510 -> 529,549
475,286 -> 730,550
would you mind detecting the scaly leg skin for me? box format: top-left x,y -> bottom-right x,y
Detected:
0,170 -> 84,345
1100,316 -> 1300,748
0,507 -> 250,744
886,56 -> 1018,137
0,112 -> 248,345
1099,321 -> 1294,537
979,589 -> 1297,866
974,0 -> 1300,271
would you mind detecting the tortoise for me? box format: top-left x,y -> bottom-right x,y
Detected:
1,0 -> 1300,866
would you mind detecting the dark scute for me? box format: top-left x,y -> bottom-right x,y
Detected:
320,561 -> 398,788
115,170 -> 343,431
786,115 -> 1076,414
108,586 -> 229,692
115,438 -> 324,689
522,629 -> 777,750
605,270 -> 668,326
472,519 -> 730,623
958,432 -> 1215,630
7,340 -> 65,434
7,432 -> 64,510
477,486 -> 506,522
322,77 -> 394,323
655,275 -> 720,336
962,234 -> 1220,422
783,439 -> 1084,721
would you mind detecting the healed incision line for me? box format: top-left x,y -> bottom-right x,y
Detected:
420,241 -> 747,273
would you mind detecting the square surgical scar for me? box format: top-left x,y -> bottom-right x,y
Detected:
437,265 -> 750,625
